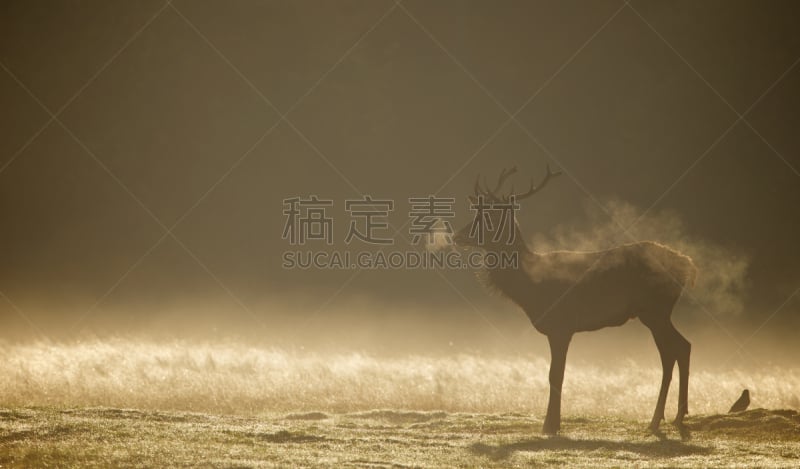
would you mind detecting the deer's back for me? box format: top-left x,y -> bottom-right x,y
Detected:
517,241 -> 696,334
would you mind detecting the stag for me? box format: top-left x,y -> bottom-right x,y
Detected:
453,166 -> 696,435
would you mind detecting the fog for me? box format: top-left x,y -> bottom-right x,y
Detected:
1,0 -> 798,438
531,200 -> 750,315
3,339 -> 799,418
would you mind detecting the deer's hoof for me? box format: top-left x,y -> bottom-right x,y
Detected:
542,423 -> 560,436
675,422 -> 691,441
648,415 -> 664,433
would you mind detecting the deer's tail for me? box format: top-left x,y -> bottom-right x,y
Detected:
677,254 -> 698,289
642,242 -> 698,290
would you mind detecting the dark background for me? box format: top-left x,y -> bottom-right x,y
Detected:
1,1 -> 798,351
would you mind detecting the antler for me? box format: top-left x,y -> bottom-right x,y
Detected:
474,167 -> 518,201
510,164 -> 562,201
473,165 -> 561,202
473,175 -> 494,201
493,167 -> 517,193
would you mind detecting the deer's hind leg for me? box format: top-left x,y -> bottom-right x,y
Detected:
670,324 -> 691,425
645,321 -> 676,432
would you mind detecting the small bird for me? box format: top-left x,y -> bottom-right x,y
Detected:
729,389 -> 750,413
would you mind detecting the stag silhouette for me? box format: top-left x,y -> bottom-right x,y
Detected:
453,166 -> 696,435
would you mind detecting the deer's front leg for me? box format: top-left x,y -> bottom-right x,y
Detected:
543,333 -> 571,435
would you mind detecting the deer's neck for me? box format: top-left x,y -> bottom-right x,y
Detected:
484,242 -> 534,308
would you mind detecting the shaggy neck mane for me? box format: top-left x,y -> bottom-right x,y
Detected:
479,244 -> 535,307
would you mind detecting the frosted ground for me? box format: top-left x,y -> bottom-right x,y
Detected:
1,340 -> 799,467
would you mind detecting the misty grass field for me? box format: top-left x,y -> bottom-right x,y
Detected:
2,340 -> 799,467
3,407 -> 800,468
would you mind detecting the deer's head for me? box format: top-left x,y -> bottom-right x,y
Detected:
453,165 -> 561,252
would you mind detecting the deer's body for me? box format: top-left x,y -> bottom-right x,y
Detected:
455,166 -> 696,435
488,241 -> 696,335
